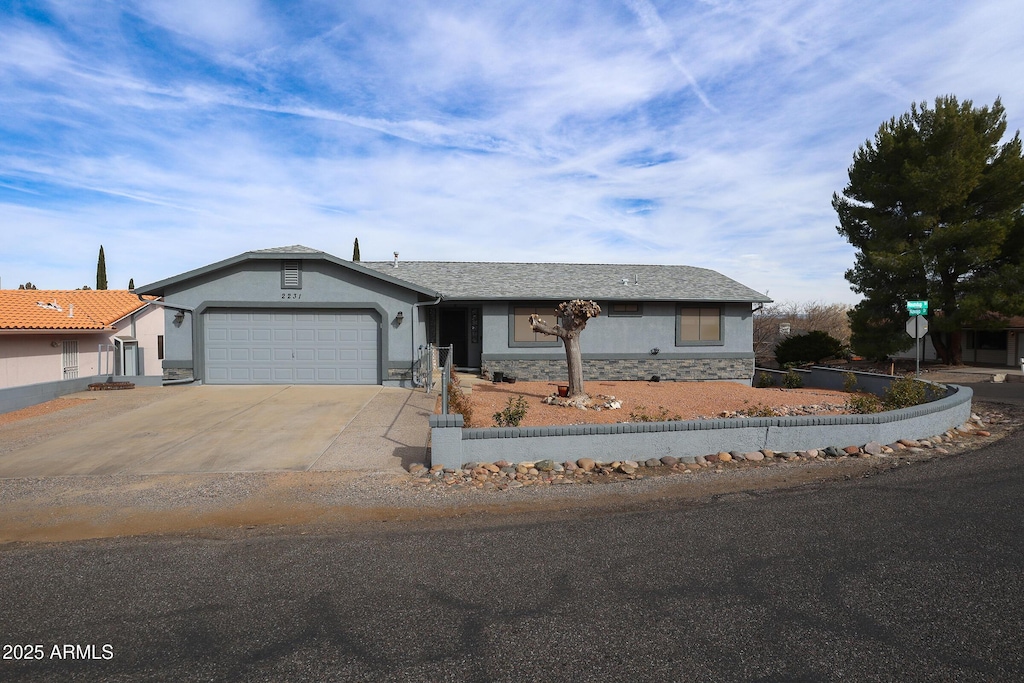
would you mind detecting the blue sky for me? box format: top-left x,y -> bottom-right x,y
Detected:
1,0 -> 1022,304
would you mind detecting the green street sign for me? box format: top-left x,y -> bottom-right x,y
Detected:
907,300 -> 928,315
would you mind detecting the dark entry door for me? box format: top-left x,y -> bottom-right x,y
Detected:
439,309 -> 468,367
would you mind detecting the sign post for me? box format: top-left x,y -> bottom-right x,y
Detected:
905,306 -> 929,376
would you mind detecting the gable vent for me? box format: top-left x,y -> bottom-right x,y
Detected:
282,260 -> 302,289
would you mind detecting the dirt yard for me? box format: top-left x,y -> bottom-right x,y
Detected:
463,379 -> 854,428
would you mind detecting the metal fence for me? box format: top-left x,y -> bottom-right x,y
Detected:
415,344 -> 452,404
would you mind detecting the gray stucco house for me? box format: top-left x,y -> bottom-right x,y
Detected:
136,245 -> 771,386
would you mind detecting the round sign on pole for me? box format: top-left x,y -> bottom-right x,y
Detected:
906,315 -> 928,338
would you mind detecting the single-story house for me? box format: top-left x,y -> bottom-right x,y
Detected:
0,289 -> 164,389
136,245 -> 771,386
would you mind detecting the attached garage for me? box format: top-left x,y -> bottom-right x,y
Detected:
204,309 -> 380,385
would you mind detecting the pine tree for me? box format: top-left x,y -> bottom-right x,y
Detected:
128,278 -> 135,290
834,96 -> 1024,364
96,245 -> 108,290
352,238 -> 361,262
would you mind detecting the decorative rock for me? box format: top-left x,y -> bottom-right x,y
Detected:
823,447 -> 843,458
494,460 -> 510,468
918,440 -> 933,449
623,460 -> 639,469
535,459 -> 556,472
484,463 -> 500,473
694,455 -> 707,465
898,439 -> 920,448
976,430 -> 991,437
618,463 -> 637,474
409,463 -> 426,474
805,449 -> 818,458
577,458 -> 596,472
660,456 -> 679,467
864,441 -> 884,455
429,464 -> 444,473
705,453 -> 721,463
761,450 -> 775,459
744,451 -> 764,461
843,445 -> 861,455
528,467 -> 539,475
719,452 -> 733,463
645,458 -> 661,468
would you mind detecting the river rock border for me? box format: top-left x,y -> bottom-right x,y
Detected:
428,384 -> 974,471
412,412 -> 995,490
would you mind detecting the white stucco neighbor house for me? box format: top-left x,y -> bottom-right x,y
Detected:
136,245 -> 772,387
0,289 -> 164,389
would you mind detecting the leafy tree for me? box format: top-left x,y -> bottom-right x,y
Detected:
128,278 -> 135,290
529,300 -> 601,400
96,245 -> 108,290
352,238 -> 361,262
834,96 -> 1024,364
774,330 -> 846,366
18,282 -> 38,290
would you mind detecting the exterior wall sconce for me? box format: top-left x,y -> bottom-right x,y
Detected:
173,310 -> 185,326
395,311 -> 405,324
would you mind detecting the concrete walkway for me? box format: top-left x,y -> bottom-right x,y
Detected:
0,385 -> 435,478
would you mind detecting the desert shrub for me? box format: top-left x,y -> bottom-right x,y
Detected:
782,370 -> 804,389
881,375 -> 944,410
629,405 -> 683,422
756,371 -> 776,388
846,393 -> 882,414
744,402 -> 778,417
842,371 -> 858,392
775,330 -> 846,366
493,395 -> 529,427
446,372 -> 474,425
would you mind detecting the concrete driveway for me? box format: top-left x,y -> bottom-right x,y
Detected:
0,385 -> 434,478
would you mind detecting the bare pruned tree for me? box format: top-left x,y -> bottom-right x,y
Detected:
529,299 -> 601,399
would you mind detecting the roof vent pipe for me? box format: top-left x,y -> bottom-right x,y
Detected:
393,252 -> 399,268
69,304 -> 74,318
634,273 -> 639,285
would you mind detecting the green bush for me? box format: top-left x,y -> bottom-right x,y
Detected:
880,375 -> 944,410
846,393 -> 882,414
842,371 -> 858,392
493,395 -> 529,427
783,370 -> 804,389
775,330 -> 846,366
744,402 -> 778,417
756,371 -> 776,388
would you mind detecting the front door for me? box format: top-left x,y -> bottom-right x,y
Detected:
439,309 -> 468,367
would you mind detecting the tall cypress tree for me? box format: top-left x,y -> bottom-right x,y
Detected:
352,238 -> 361,262
96,245 -> 108,290
128,278 -> 135,290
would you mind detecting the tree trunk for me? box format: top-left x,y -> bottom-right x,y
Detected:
563,332 -> 585,398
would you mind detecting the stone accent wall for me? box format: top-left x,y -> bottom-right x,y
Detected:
388,367 -> 413,383
163,367 -> 194,381
483,357 -> 753,383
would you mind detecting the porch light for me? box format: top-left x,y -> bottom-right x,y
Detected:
395,311 -> 405,324
173,310 -> 185,325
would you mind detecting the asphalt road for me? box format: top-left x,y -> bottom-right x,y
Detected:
2,427 -> 1023,681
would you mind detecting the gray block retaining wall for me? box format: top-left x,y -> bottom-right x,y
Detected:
0,375 -> 163,415
428,385 -> 973,470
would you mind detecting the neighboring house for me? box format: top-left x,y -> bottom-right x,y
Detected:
136,245 -> 771,387
0,290 -> 164,389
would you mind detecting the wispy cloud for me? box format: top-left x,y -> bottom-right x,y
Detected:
0,0 -> 1021,304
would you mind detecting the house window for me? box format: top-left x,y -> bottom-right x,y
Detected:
973,330 -> 1007,350
510,306 -> 561,346
157,334 -> 165,360
677,306 -> 722,344
281,261 -> 302,289
609,302 -> 642,316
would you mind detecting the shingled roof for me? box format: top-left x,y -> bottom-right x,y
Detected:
0,290 -> 153,331
362,261 -> 771,303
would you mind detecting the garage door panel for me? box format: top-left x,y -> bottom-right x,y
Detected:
205,308 -> 380,385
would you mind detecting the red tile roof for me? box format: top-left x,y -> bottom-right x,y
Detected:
0,290 -> 155,331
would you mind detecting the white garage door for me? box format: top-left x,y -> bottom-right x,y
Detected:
204,309 -> 380,384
